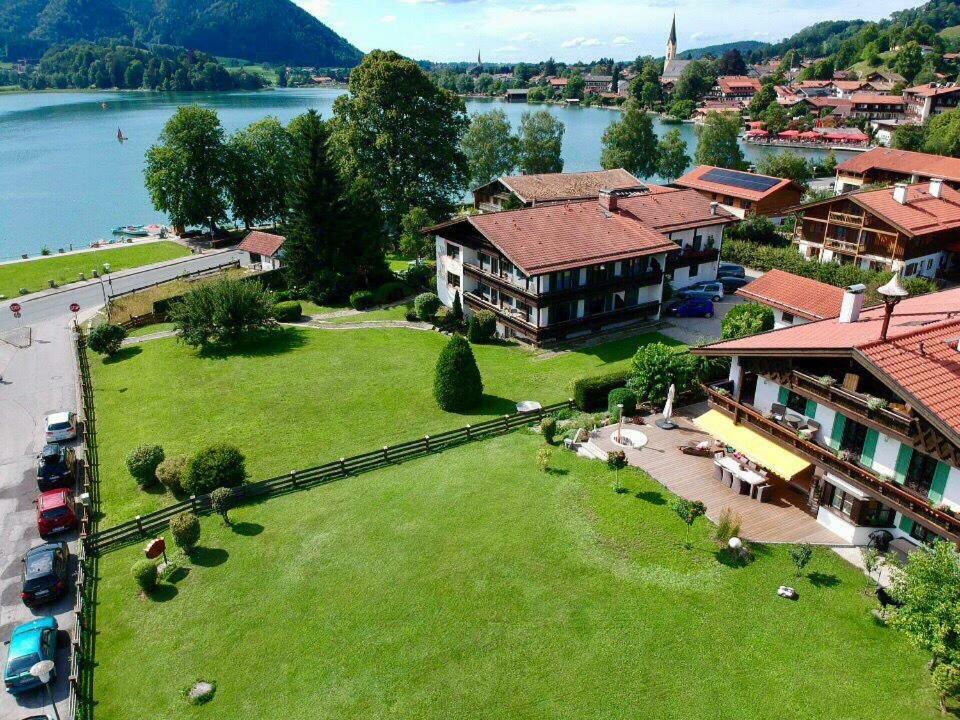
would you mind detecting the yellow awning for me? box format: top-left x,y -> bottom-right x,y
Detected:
694,409 -> 812,480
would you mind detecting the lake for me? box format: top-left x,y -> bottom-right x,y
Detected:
0,88 -> 847,260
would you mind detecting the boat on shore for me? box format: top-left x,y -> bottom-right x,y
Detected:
112,225 -> 149,237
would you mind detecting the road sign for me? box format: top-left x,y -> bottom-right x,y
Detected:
145,537 -> 166,560
9,302 -> 21,313
13,312 -> 20,319
69,302 -> 80,313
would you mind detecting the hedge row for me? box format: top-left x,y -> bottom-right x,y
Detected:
572,368 -> 632,411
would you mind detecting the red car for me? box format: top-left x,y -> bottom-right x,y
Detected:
36,489 -> 77,537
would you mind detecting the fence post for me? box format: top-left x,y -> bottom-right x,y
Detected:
424,435 -> 430,453
340,457 -> 346,475
290,471 -> 297,488
135,515 -> 143,536
503,414 -> 510,431
383,446 -> 389,463
569,397 -> 575,409
190,495 -> 197,512
466,424 -> 471,440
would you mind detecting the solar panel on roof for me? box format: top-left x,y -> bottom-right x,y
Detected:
701,168 -> 781,193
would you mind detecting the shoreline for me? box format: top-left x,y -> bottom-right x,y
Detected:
0,236 -> 178,268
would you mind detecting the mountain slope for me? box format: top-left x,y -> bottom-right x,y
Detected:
679,40 -> 768,60
0,0 -> 363,67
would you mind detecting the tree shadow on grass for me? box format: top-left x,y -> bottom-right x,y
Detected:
164,566 -> 191,584
102,346 -> 142,364
545,468 -> 569,477
471,394 -> 523,417
148,583 -> 178,602
807,571 -> 840,588
230,521 -> 264,537
195,327 -> 308,361
634,490 -> 667,505
189,547 -> 229,568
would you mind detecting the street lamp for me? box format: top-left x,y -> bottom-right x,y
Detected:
877,274 -> 908,341
617,403 -> 624,444
30,659 -> 60,720
207,215 -> 213,242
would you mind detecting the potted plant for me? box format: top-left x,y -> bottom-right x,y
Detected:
817,375 -> 836,387
866,396 -> 889,413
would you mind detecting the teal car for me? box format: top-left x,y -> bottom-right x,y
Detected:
3,616 -> 57,695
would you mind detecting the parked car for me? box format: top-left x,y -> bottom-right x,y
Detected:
717,263 -> 745,279
666,297 -> 715,318
43,412 -> 77,443
3,616 -> 58,695
20,542 -> 69,608
36,489 -> 77,538
719,276 -> 752,293
36,444 -> 76,492
677,281 -> 724,302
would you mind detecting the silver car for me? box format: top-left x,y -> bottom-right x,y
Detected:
44,412 -> 77,443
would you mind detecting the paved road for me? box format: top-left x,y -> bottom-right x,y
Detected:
0,249 -> 239,719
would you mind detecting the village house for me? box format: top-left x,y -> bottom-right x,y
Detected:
505,88 -> 529,103
862,70 -> 905,93
583,74 -> 614,94
431,187 -> 737,345
692,101 -> 743,123
472,169 -> 644,212
903,82 -> 960,124
847,93 -> 906,121
793,180 -> 960,278
715,75 -> 762,100
659,14 -> 691,91
237,230 -> 285,271
694,281 -> 960,548
835,147 -> 960,193
673,165 -> 804,223
735,269 -> 845,328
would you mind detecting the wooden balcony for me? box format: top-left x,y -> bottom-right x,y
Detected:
539,270 -> 663,303
666,247 -> 718,272
828,210 -> 865,227
704,385 -> 960,542
823,236 -> 862,255
462,263 -> 538,301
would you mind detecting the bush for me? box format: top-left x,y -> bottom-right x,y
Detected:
155,456 -> 187,495
210,487 -> 233,523
170,511 -> 201,551
573,368 -> 631,411
131,560 -> 158,593
467,310 -> 497,343
400,261 -> 436,290
372,281 -> 410,305
541,417 -> 557,444
434,334 -> 484,411
629,343 -> 698,407
87,323 -> 128,356
168,278 -> 275,347
126,444 -> 165,487
414,292 -> 442,321
349,290 -> 375,310
272,300 -> 302,322
183,444 -> 247,495
720,302 -> 774,340
608,388 -> 637,421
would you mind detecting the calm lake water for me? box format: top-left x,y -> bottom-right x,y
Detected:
0,88 -> 848,260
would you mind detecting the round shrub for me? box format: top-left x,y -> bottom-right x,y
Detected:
541,417 -> 557,444
87,323 -> 128,356
467,310 -> 496,343
414,292 -> 442,322
210,487 -> 233,522
349,290 -> 375,310
373,281 -> 410,305
400,262 -> 436,290
608,388 -> 637,421
170,511 -> 201,551
720,302 -> 774,340
155,456 -> 187,495
131,559 -> 158,593
434,334 -> 484,411
126,444 -> 165,487
183,444 -> 247,495
272,300 -> 302,322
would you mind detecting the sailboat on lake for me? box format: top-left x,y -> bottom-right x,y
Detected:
117,127 -> 127,143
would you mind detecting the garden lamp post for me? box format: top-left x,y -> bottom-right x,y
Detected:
617,403 -> 624,444
877,274 -> 908,342
30,659 -> 60,720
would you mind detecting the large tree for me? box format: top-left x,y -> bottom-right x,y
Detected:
756,151 -> 812,189
144,106 -> 227,233
225,117 -> 293,229
517,110 -> 564,175
600,101 -> 659,179
461,109 -> 518,189
695,112 -> 747,170
331,50 -> 469,238
924,110 -> 960,158
672,59 -> 717,103
893,541 -> 960,667
656,128 -> 690,182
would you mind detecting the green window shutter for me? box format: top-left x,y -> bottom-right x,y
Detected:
899,515 -> 914,534
804,399 -> 817,418
777,386 -> 789,405
829,414 -> 847,450
860,429 -> 879,469
929,462 -> 951,504
894,444 -> 913,485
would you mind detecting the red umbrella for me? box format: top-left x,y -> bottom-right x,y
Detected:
799,131 -> 820,140
778,130 -> 800,138
747,129 -> 770,137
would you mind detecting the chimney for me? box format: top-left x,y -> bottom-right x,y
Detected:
710,201 -> 719,216
930,178 -> 944,198
838,283 -> 866,324
893,183 -> 909,205
599,189 -> 617,212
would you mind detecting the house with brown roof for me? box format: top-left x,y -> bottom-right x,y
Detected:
736,270 -> 845,328
673,165 -> 804,223
716,76 -> 762,99
694,283 -> 960,547
430,187 -> 738,345
903,82 -> 960,124
835,147 -> 960,193
848,93 -> 905,121
237,230 -> 285,271
472,169 -> 645,212
793,180 -> 960,278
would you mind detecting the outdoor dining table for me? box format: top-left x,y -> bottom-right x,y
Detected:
784,412 -> 804,429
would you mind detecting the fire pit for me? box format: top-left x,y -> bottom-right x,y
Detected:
610,428 -> 648,449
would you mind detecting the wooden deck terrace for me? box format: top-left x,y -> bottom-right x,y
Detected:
590,403 -> 849,546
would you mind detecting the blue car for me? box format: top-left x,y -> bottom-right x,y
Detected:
3,616 -> 57,695
667,297 -> 715,318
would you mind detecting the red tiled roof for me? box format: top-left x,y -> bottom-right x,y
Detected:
674,165 -> 802,203
836,147 -> 960,184
849,93 -> 905,105
804,97 -> 852,109
833,80 -> 866,91
499,169 -> 642,204
616,188 -> 740,234
237,230 -> 285,257
717,76 -> 761,94
735,270 -> 845,321
850,182 -> 960,236
905,83 -> 960,98
466,200 -> 679,274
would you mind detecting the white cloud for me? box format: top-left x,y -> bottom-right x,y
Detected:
494,45 -> 520,52
511,32 -> 535,42
561,36 -> 602,48
293,0 -> 330,18
611,35 -> 633,46
381,14 -> 397,22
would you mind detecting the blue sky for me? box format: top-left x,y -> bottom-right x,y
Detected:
292,0 -> 922,63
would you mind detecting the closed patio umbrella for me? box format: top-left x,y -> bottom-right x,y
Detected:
656,384 -> 678,430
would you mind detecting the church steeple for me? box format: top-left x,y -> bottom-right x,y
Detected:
666,14 -> 677,62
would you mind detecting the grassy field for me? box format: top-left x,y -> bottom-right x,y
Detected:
93,431 -> 937,720
847,51 -> 897,78
90,327 -> 675,525
324,302 -> 413,324
0,242 -> 190,299
940,24 -> 960,39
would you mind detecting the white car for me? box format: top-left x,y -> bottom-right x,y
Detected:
44,412 -> 77,443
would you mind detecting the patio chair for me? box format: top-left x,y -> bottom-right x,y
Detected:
756,483 -> 773,503
714,463 -> 724,482
722,469 -> 733,487
733,477 -> 750,495
771,402 -> 787,421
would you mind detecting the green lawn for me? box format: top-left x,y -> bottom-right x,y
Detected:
93,432 -> 937,720
90,328 -> 675,526
324,302 -> 412,324
126,322 -> 175,338
940,24 -> 960,39
0,242 -> 190,299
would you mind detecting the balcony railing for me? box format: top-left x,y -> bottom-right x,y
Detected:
462,263 -> 537,300
704,385 -> 960,541
539,270 -> 663,302
464,292 -> 537,329
791,370 -> 915,438
828,210 -> 865,227
823,236 -> 862,254
666,247 -> 718,272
